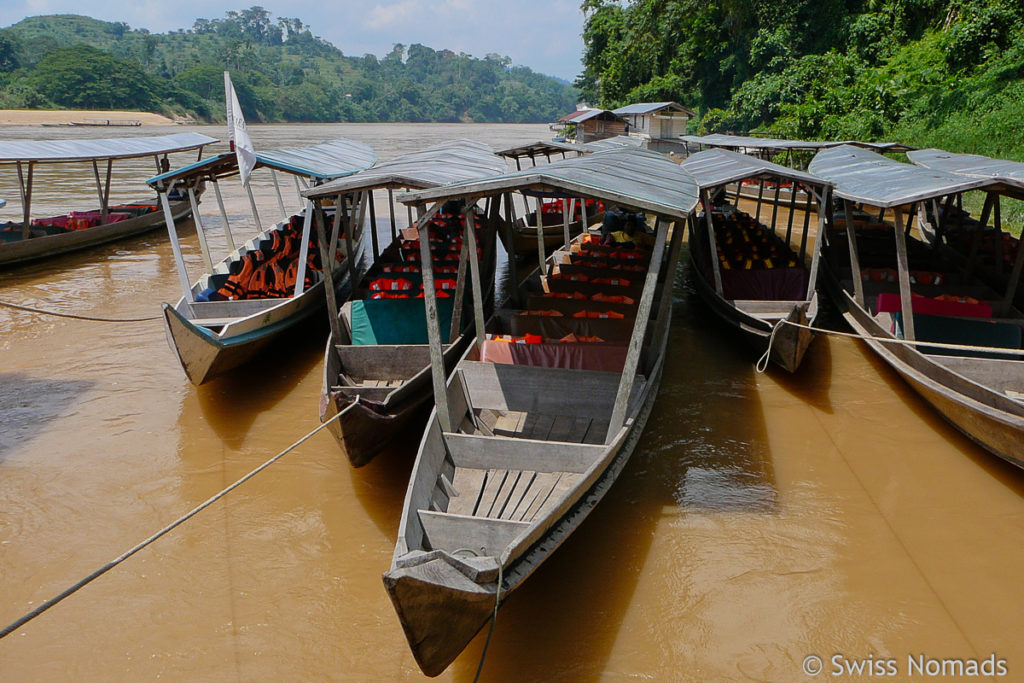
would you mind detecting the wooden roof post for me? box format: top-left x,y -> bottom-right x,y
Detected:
799,185 -> 813,261
417,201 -> 453,432
464,202 -> 486,357
842,199 -> 866,308
502,193 -> 519,304
651,217 -> 685,345
999,221 -> 1024,316
607,215 -> 670,442
293,200 -> 314,297
211,179 -> 236,253
785,180 -> 798,246
754,178 -> 765,224
702,190 -> 724,297
387,188 -> 398,241
271,170 -> 286,219
769,179 -> 781,233
17,161 -> 33,240
159,185 -> 195,306
892,207 -> 915,342
535,195 -> 547,267
314,200 -> 345,353
966,192 -> 994,278
293,174 -> 304,205
187,183 -> 214,272
368,190 -> 380,263
806,185 -> 829,298
91,160 -> 109,224
580,196 -> 588,233
993,195 -> 1004,277
561,198 -> 571,246
449,238 -> 469,342
245,182 -> 263,236
343,195 -> 358,291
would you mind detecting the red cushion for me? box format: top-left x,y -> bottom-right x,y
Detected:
874,292 -> 992,318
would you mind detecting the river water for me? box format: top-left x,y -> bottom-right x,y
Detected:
1,123 -> 1022,681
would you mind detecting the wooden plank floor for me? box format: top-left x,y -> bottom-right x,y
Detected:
447,466 -> 583,523
464,408 -> 608,444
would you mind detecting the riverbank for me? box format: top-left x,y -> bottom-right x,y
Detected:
0,109 -> 178,126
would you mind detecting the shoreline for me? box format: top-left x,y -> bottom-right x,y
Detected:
0,109 -> 179,126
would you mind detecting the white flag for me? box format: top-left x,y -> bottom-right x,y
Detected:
224,71 -> 256,186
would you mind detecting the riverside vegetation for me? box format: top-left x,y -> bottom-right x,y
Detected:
577,0 -> 1024,228
0,8 -> 577,123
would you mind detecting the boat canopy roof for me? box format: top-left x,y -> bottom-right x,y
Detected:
680,148 -> 830,191
303,139 -> 507,198
496,140 -> 584,160
399,147 -> 699,221
146,137 -> 376,187
809,145 -> 995,208
0,132 -> 217,164
682,133 -> 914,153
908,148 -> 1024,200
580,135 -> 646,153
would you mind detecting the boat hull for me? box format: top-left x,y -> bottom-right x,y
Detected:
163,272 -> 352,385
822,263 -> 1024,468
0,199 -> 193,268
688,239 -> 815,373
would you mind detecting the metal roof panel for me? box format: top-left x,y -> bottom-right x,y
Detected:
0,133 -> 218,164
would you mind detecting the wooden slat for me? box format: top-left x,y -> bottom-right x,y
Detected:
447,468 -> 487,516
547,414 -> 577,442
582,419 -> 609,444
476,468 -> 508,517
521,413 -> 555,441
486,469 -> 521,518
492,410 -> 526,436
520,472 -> 564,522
564,417 -> 593,444
532,472 -> 583,521
509,471 -> 555,521
499,470 -> 536,520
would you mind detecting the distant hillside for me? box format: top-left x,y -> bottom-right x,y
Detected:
0,10 -> 578,123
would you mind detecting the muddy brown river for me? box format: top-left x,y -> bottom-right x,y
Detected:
1,123 -> 1022,681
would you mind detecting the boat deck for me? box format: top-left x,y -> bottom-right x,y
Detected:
447,466 -> 583,522
460,408 -> 609,444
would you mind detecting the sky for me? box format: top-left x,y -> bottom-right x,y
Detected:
0,0 -> 586,81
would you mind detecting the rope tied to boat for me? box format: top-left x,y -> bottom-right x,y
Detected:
755,318 -> 1024,374
0,408 -> 348,641
0,299 -> 160,323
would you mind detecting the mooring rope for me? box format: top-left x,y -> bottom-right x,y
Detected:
0,406 -> 349,640
756,317 -> 1024,373
0,299 -> 160,323
474,562 -> 503,683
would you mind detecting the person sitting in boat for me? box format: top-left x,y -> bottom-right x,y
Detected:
604,213 -> 654,248
599,204 -> 625,242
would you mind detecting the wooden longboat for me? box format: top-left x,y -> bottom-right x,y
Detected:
302,139 -> 508,466
908,148 -> 1024,311
680,149 -> 832,372
381,148 -> 699,676
811,145 -> 1024,468
149,138 -> 377,384
0,133 -> 216,267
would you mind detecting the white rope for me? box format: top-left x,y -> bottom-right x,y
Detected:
756,317 -> 1024,374
0,407 -> 349,640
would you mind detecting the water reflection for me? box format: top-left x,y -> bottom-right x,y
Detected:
0,373 -> 96,457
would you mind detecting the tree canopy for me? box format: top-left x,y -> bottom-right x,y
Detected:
0,10 -> 577,123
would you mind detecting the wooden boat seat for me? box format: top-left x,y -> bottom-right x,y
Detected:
417,509 -> 529,555
186,299 -> 281,320
441,455 -> 587,524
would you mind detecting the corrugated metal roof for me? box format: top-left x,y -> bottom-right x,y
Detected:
580,136 -> 646,153
147,137 -> 376,186
613,102 -> 694,116
908,148 -> 1024,191
681,148 -> 831,190
303,139 -> 507,198
572,109 -> 624,123
398,147 -> 699,221
682,134 -> 914,153
808,145 -> 995,208
496,140 -> 585,159
0,133 -> 218,164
